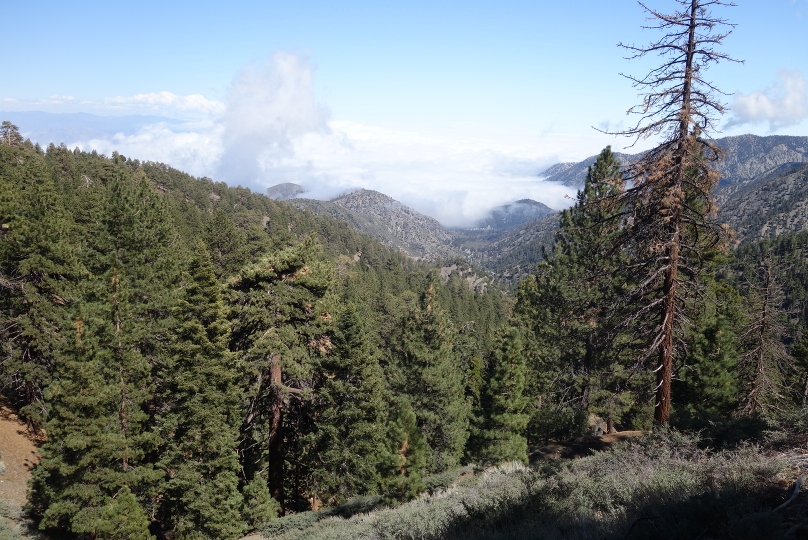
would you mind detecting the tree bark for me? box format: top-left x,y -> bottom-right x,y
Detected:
580,333 -> 594,411
655,238 -> 679,425
267,353 -> 285,508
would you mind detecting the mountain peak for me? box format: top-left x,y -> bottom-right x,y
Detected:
331,188 -> 397,206
474,199 -> 556,231
266,183 -> 306,200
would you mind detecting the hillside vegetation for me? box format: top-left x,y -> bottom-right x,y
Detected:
0,127 -> 512,539
3,2 -> 808,533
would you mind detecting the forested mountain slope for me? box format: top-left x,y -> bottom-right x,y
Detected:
717,163 -> 808,244
1,127 -> 515,539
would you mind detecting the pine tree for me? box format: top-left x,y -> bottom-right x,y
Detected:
0,121 -> 24,148
30,267 -> 161,538
606,0 -> 739,424
739,256 -> 791,414
379,396 -> 428,502
677,278 -> 743,418
396,283 -> 469,472
515,146 -> 633,434
204,209 -> 250,279
242,476 -> 280,531
70,486 -> 154,540
30,173 -> 179,537
306,302 -> 390,504
155,242 -> 244,540
227,235 -> 332,509
0,141 -> 80,432
792,328 -> 808,407
472,327 -> 529,465
553,146 -> 627,417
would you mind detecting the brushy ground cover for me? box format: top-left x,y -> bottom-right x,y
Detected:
257,429 -> 808,540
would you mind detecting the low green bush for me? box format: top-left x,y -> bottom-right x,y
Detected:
422,465 -> 474,495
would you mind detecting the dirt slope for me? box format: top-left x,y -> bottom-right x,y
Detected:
0,403 -> 40,515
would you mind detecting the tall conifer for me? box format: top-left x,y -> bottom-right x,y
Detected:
155,242 -> 244,539
31,173 -> 179,537
0,142 -> 79,432
227,235 -> 331,509
306,302 -> 390,504
397,283 -> 469,472
471,327 -> 529,465
516,147 -> 632,433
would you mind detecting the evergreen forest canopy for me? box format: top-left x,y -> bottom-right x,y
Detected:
2,2 -> 808,538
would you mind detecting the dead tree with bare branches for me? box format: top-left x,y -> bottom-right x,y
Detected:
604,0 -> 740,425
740,256 -> 792,414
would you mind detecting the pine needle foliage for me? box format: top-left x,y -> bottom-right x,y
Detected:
306,302 -> 390,504
155,242 -> 244,540
471,326 -> 529,465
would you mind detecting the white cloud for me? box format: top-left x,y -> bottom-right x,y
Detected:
102,92 -> 225,115
0,92 -> 224,119
51,111 -> 602,226
252,120 -> 580,227
18,51 -> 632,226
68,121 -> 224,177
48,95 -> 78,104
727,70 -> 808,131
217,52 -> 330,186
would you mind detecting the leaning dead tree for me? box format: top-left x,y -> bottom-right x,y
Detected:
604,0 -> 740,425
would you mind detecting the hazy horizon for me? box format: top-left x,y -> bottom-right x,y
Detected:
3,1 -> 806,226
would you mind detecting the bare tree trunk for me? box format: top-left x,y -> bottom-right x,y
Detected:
655,238 -> 679,425
267,353 -> 285,508
746,264 -> 771,415
23,380 -> 41,435
580,333 -> 594,411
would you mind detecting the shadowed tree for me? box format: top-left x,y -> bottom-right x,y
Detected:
739,256 -> 791,414
227,235 -> 331,509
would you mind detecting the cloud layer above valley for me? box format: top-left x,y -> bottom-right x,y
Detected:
5,52 -> 627,227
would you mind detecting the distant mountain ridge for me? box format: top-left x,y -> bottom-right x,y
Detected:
541,135 -> 808,188
717,162 -> 808,244
269,134 -> 808,282
278,187 -> 560,263
474,199 -> 555,231
288,189 -> 463,261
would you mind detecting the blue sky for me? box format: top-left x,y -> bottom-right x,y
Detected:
2,0 -> 807,225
